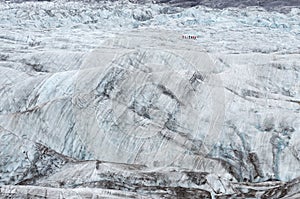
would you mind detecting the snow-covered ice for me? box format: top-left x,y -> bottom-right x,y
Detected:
0,0 -> 299,198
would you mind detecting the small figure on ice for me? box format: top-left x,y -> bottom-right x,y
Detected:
182,35 -> 198,40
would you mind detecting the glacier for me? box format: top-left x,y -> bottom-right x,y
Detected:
0,0 -> 300,198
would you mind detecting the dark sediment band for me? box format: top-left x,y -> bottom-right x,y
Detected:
154,0 -> 300,13
2,0 -> 300,13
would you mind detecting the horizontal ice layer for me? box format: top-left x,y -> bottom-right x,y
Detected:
0,1 -> 299,55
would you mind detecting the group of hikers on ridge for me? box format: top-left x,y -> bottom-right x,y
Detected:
182,35 -> 198,39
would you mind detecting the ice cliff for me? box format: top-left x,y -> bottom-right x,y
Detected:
0,0 -> 299,198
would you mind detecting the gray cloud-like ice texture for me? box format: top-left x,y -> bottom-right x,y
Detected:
0,0 -> 300,198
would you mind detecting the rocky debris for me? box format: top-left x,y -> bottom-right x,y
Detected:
261,177 -> 300,199
0,159 -> 299,198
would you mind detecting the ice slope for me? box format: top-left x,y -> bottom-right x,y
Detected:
0,0 -> 300,198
